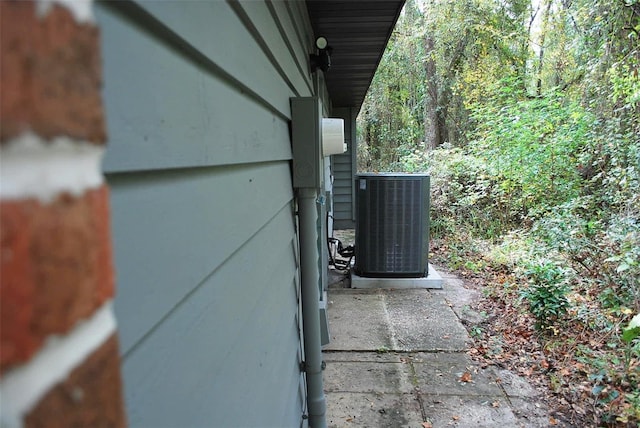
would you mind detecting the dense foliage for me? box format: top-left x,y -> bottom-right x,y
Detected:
358,0 -> 639,425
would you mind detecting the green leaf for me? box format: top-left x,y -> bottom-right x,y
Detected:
622,314 -> 640,343
622,327 -> 640,344
616,263 -> 630,273
592,384 -> 605,396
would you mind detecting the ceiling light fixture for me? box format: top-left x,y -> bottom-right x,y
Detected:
310,36 -> 332,73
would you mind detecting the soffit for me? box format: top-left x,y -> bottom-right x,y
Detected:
306,0 -> 405,110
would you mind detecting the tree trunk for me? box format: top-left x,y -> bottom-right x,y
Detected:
536,0 -> 553,96
423,35 -> 439,151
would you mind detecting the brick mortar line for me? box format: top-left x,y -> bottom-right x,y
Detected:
0,133 -> 104,202
36,0 -> 94,23
0,302 -> 116,428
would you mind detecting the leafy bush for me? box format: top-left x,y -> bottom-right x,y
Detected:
520,261 -> 571,331
468,93 -> 591,221
532,199 -> 640,312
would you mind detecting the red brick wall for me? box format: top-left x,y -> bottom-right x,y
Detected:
0,1 -> 126,426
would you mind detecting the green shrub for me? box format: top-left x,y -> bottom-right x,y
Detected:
520,261 -> 571,331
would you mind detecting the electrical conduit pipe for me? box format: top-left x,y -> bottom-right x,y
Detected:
297,187 -> 327,428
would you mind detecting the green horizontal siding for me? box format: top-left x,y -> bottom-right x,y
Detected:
97,0 -> 312,426
330,107 -> 356,228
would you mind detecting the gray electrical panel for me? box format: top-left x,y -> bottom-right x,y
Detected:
291,97 -> 323,189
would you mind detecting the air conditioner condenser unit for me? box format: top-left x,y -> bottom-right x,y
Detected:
354,173 -> 430,278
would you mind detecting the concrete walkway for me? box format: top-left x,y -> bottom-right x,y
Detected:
322,269 -> 550,427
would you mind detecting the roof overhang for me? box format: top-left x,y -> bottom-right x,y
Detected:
306,0 -> 406,111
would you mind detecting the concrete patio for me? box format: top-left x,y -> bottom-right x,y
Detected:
322,269 -> 551,427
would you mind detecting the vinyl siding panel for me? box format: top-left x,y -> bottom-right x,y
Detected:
269,1 -> 314,93
331,107 -> 357,228
333,194 -> 352,204
96,0 -> 312,425
120,206 -> 302,427
106,163 -> 295,353
99,1 -> 296,173
232,1 -> 312,96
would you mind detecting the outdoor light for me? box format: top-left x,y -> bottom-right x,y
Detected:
310,36 -> 332,73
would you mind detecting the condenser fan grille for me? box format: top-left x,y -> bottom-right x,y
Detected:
355,174 -> 430,278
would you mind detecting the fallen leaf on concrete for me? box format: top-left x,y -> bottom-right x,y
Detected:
459,372 -> 472,382
492,401 -> 500,408
549,416 -> 558,425
452,415 -> 460,421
